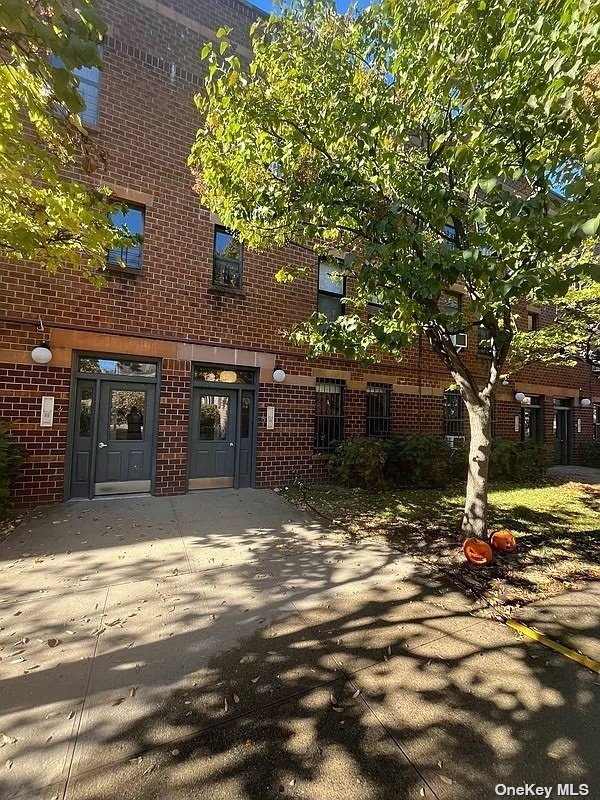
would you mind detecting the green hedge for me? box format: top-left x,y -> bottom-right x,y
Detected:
488,438 -> 552,481
0,422 -> 25,516
327,434 -> 551,491
579,440 -> 600,468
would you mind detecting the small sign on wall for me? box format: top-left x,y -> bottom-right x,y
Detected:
514,415 -> 520,432
40,396 -> 55,427
266,406 -> 275,430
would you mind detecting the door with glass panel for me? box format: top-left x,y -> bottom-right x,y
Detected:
69,357 -> 159,498
189,389 -> 237,489
94,381 -> 155,494
70,380 -> 97,497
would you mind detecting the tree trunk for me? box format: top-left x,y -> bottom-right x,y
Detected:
462,399 -> 492,539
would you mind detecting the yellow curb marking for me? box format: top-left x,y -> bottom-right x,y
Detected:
506,619 -> 600,674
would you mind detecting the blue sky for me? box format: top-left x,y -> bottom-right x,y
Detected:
248,0 -> 356,13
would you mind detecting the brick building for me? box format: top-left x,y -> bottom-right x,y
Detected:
1,0 -> 598,505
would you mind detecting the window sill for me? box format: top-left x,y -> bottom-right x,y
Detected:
312,453 -> 331,460
106,264 -> 142,278
208,285 -> 246,298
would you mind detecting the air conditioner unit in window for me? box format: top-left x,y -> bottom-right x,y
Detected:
445,435 -> 466,449
451,333 -> 468,351
592,364 -> 600,373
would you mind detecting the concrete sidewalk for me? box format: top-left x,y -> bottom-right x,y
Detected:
0,490 -> 598,800
512,581 -> 600,663
547,465 -> 600,484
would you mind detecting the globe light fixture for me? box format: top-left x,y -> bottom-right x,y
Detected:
273,368 -> 286,383
31,344 -> 52,365
580,397 -> 591,407
514,391 -> 526,403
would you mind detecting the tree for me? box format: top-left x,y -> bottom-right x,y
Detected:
511,275 -> 600,371
190,0 -> 600,538
0,0 -> 136,282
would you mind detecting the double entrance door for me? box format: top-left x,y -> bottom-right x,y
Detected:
70,358 -> 159,498
188,382 -> 256,489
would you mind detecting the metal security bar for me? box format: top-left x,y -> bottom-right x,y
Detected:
366,383 -> 391,437
443,389 -> 465,438
315,378 -> 345,452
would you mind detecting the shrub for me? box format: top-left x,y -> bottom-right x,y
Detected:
327,436 -> 391,490
579,440 -> 600,468
488,438 -> 551,482
0,421 -> 25,516
386,434 -> 455,488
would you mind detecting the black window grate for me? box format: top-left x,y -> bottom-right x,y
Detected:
366,383 -> 391,437
315,378 -> 345,452
443,389 -> 465,438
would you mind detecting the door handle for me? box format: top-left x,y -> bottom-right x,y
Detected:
98,442 -> 108,448
229,442 -> 234,447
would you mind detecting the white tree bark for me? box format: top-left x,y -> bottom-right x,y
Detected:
462,399 -> 492,538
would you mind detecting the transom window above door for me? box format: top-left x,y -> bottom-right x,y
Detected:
78,357 -> 157,377
193,365 -> 257,384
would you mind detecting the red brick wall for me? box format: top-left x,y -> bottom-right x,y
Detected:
0,363 -> 70,504
1,0 -> 598,504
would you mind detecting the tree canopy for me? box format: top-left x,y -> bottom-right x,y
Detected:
0,0 -> 135,282
190,0 -> 600,536
511,275 -> 600,371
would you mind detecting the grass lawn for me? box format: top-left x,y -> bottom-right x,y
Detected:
282,479 -> 600,612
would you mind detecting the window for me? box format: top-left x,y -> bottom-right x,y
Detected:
444,223 -> 457,248
594,404 -> 600,441
213,226 -> 242,288
366,383 -> 391,437
477,325 -> 493,355
315,378 -> 345,452
50,57 -> 100,128
443,389 -> 465,441
107,206 -> 144,270
74,64 -> 101,127
367,293 -> 383,315
521,395 -> 543,442
441,291 -> 462,314
527,312 -> 539,332
317,258 -> 345,321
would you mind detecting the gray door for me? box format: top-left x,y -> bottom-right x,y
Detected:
70,380 -> 96,498
95,381 -> 155,494
554,406 -> 571,465
189,389 -> 237,488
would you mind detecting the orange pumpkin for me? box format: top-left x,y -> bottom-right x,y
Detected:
490,530 -> 517,552
463,538 -> 493,566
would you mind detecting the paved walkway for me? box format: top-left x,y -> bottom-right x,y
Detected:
0,490 -> 598,800
547,465 -> 600,484
512,581 -> 600,663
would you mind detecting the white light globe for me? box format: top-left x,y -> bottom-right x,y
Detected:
580,397 -> 591,407
514,391 -> 526,403
31,345 -> 52,365
273,369 -> 286,383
